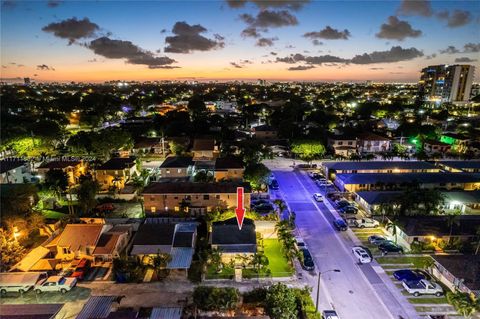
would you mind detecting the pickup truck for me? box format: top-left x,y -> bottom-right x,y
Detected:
402,279 -> 443,297
0,272 -> 48,294
354,218 -> 379,228
34,276 -> 77,294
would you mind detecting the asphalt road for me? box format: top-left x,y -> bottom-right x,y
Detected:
267,162 -> 419,319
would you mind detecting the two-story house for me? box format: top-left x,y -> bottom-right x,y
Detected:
214,157 -> 245,181
357,132 -> 391,153
143,182 -> 251,215
95,157 -> 138,191
192,138 -> 219,161
327,135 -> 357,157
159,156 -> 194,179
37,160 -> 87,186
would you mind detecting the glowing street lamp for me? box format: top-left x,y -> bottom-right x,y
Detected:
316,269 -> 341,313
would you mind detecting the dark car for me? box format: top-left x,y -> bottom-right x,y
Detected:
269,180 -> 279,190
301,249 -> 315,271
336,200 -> 357,208
379,242 -> 404,255
338,206 -> 358,214
71,258 -> 91,280
333,218 -> 348,231
393,269 -> 428,282
251,199 -> 270,207
253,203 -> 275,214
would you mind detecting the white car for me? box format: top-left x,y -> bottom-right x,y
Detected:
352,246 -> 372,264
294,237 -> 308,250
34,276 -> 77,294
354,218 -> 380,228
313,193 -> 324,202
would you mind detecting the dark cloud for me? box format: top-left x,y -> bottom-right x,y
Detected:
288,65 -> 315,71
464,43 -> 480,53
455,57 -> 477,63
241,27 -> 263,38
160,29 -> 167,34
230,59 -> 253,68
390,72 -> 405,74
256,37 -> 278,47
47,1 -> 62,8
1,65 -> 7,69
369,67 -> 384,70
148,65 -> 181,69
439,45 -> 459,54
270,51 -> 277,56
88,37 -> 177,68
164,21 -> 225,53
425,53 -> 437,59
37,64 -> 55,71
350,46 -> 424,64
375,16 -> 422,41
17,64 -> 24,67
226,0 -> 309,10
397,0 -> 432,17
437,10 -> 472,28
230,62 -> 243,68
240,10 -> 298,28
303,26 -> 350,40
312,39 -> 323,46
276,53 -> 347,65
42,17 -> 99,44
285,44 -> 295,49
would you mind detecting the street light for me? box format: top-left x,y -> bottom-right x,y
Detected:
315,269 -> 341,313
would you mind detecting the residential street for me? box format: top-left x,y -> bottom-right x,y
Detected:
265,159 -> 419,319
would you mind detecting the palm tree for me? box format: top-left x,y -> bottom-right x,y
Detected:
145,252 -> 172,280
208,248 -> 223,273
446,290 -> 480,319
250,252 -> 269,276
386,220 -> 399,244
475,226 -> 480,255
446,209 -> 462,242
273,199 -> 287,220
421,257 -> 436,275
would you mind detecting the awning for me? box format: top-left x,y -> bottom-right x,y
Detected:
150,307 -> 182,319
167,248 -> 193,269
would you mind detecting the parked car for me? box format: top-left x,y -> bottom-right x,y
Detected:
71,258 -> 91,280
379,242 -> 404,255
253,203 -> 275,214
251,199 -> 270,207
354,218 -> 379,228
269,180 -> 279,190
308,171 -> 320,179
317,181 -> 333,187
313,193 -> 324,202
336,199 -> 356,208
368,235 -> 387,245
295,237 -> 308,250
402,279 -> 443,297
338,206 -> 358,214
393,269 -> 428,282
352,246 -> 372,264
333,218 -> 348,231
0,272 -> 48,294
300,249 -> 315,271
322,310 -> 339,319
34,276 -> 77,294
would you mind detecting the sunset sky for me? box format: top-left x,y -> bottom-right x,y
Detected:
1,0 -> 479,83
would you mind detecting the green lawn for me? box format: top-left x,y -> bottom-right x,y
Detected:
205,265 -> 234,279
263,238 -> 293,277
408,297 -> 448,304
41,209 -> 67,219
376,256 -> 432,268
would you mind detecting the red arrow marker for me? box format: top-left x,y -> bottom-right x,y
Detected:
235,187 -> 245,230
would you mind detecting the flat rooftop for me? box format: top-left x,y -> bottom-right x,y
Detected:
335,172 -> 480,185
323,161 -> 437,171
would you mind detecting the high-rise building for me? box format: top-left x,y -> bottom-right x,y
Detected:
419,64 -> 474,103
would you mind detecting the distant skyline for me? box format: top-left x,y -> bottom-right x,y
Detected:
1,0 -> 479,83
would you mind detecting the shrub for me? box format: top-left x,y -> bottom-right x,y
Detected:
193,286 -> 239,311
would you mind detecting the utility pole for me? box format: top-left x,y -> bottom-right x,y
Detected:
315,269 -> 340,313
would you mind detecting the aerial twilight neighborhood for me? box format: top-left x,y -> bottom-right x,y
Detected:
1,0 -> 480,319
